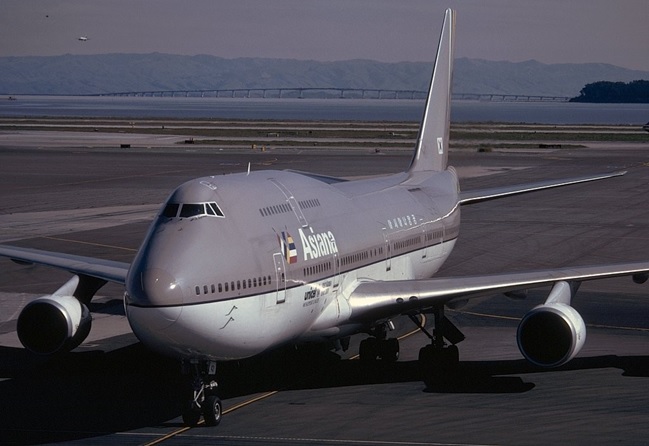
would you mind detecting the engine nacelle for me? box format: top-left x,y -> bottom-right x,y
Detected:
517,301 -> 586,368
17,295 -> 92,355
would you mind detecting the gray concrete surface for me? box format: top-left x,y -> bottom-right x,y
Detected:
0,133 -> 648,445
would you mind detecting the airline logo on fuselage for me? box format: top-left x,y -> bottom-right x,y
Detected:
298,227 -> 338,261
278,231 -> 298,264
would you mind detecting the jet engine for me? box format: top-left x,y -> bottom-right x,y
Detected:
17,295 -> 92,355
17,276 -> 93,355
516,281 -> 586,368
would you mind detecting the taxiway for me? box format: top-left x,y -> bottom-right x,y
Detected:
0,130 -> 648,445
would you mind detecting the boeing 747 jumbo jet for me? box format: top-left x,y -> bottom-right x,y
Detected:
1,9 -> 648,427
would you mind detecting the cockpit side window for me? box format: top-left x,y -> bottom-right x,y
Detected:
162,203 -> 180,218
207,202 -> 225,217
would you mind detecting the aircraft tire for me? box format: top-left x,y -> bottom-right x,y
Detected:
379,338 -> 399,362
419,344 -> 459,388
359,337 -> 378,363
418,344 -> 436,387
182,403 -> 201,427
203,395 -> 222,427
446,344 -> 459,365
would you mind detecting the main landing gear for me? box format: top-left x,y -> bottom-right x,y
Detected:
358,309 -> 465,387
358,320 -> 400,363
181,359 -> 222,427
410,305 -> 465,388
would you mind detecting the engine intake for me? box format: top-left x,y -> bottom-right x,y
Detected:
517,281 -> 586,368
17,295 -> 92,355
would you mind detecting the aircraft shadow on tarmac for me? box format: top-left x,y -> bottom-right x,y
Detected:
0,343 -> 184,445
0,343 -> 647,444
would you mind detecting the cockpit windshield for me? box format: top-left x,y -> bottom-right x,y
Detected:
161,202 -> 225,219
179,203 -> 205,218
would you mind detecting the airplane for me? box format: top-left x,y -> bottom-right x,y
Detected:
1,8 -> 649,428
78,36 -> 88,42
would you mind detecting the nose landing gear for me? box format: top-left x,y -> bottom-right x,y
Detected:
182,360 -> 222,427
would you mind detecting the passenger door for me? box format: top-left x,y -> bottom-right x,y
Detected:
273,253 -> 286,304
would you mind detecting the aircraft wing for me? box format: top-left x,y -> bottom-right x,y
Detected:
0,244 -> 129,285
348,261 -> 649,322
459,170 -> 626,204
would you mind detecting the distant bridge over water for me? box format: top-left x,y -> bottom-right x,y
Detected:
95,88 -> 570,102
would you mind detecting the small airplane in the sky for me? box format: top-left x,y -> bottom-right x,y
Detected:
1,9 -> 648,427
78,36 -> 88,42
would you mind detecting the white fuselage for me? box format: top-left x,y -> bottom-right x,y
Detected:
125,168 -> 460,361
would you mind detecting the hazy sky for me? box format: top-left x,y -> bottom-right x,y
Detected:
1,0 -> 648,71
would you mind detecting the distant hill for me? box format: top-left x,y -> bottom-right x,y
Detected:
1,53 -> 648,97
570,80 -> 649,103
454,58 -> 649,97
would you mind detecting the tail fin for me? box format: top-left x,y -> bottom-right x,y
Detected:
408,8 -> 455,173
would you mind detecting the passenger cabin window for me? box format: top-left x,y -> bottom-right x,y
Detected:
161,202 -> 225,219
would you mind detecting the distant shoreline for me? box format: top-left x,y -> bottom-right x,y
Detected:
0,118 -> 646,154
3,96 -> 649,125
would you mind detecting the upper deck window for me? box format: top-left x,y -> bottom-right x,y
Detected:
161,202 -> 225,219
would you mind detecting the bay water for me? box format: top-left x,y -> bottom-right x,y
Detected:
1,95 -> 648,125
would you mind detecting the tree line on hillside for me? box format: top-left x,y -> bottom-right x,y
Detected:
570,80 -> 649,103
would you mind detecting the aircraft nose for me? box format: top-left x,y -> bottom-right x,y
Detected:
126,267 -> 184,329
145,267 -> 183,304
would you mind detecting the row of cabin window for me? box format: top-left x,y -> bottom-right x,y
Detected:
259,198 -> 321,218
195,275 -> 273,296
298,198 -> 321,209
302,232 -> 452,276
338,248 -> 381,267
259,203 -> 292,217
424,230 -> 444,242
394,236 -> 422,251
304,261 -> 332,277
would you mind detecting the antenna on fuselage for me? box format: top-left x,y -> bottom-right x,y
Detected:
247,162 -> 251,176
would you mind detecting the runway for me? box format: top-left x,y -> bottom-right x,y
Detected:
1,134 -> 648,445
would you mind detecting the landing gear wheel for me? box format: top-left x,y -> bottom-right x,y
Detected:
445,344 -> 459,365
360,337 -> 400,363
359,337 -> 378,363
203,395 -> 222,427
182,403 -> 202,427
378,337 -> 399,362
181,360 -> 221,427
419,344 -> 459,388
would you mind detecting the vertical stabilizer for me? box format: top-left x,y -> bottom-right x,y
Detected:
408,8 -> 455,173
